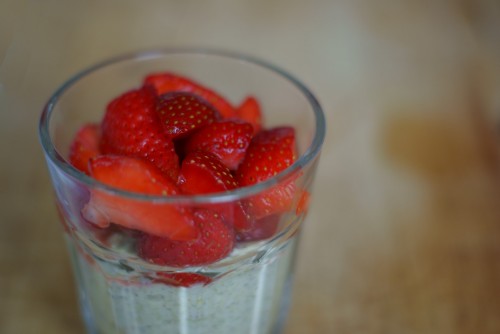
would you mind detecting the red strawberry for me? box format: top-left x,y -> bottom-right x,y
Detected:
138,209 -> 235,267
236,127 -> 298,218
178,151 -> 238,194
235,96 -> 262,135
153,273 -> 212,287
69,123 -> 101,174
81,155 -> 198,241
184,120 -> 253,170
157,92 -> 220,139
100,86 -> 179,181
178,151 -> 253,231
144,72 -> 236,118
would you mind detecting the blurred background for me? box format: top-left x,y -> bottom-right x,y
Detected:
1,0 -> 500,333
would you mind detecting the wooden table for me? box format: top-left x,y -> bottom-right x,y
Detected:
1,1 -> 500,333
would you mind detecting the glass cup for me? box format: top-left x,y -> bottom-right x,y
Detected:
39,49 -> 325,334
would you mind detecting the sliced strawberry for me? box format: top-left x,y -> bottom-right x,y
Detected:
153,272 -> 212,287
81,155 -> 197,241
235,96 -> 262,135
178,151 -> 253,231
184,120 -> 253,170
178,151 -> 238,194
100,86 -> 179,181
144,72 -> 236,118
69,123 -> 101,174
236,127 -> 298,218
157,92 -> 220,139
138,209 -> 235,267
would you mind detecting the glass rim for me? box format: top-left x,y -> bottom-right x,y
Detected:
39,48 -> 326,204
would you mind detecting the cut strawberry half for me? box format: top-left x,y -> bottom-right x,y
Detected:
68,123 -> 101,175
100,86 -> 179,181
138,209 -> 235,267
81,155 -> 198,241
235,96 -> 262,136
236,127 -> 298,218
178,151 -> 238,195
184,120 -> 253,170
178,151 -> 253,231
144,72 -> 237,118
156,92 -> 220,139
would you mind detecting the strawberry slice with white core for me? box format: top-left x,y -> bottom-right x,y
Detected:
81,155 -> 198,241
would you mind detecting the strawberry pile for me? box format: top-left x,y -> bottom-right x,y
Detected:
69,72 -> 304,277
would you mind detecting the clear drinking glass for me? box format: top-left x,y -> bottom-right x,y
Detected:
39,49 -> 325,334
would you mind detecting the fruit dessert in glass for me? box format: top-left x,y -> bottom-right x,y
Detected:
39,50 -> 325,334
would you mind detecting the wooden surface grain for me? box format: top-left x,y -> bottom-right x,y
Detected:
1,1 -> 500,333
